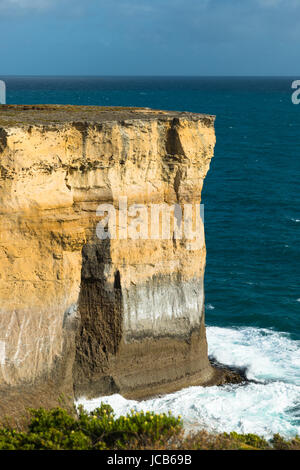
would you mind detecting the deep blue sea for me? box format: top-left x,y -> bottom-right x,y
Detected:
3,76 -> 300,437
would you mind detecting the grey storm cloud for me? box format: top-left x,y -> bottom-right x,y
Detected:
1,0 -> 300,74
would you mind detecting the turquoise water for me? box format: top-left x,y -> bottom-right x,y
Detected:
3,77 -> 300,436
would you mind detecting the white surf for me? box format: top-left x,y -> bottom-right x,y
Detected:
76,326 -> 300,439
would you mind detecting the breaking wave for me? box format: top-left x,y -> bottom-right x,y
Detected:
76,326 -> 300,439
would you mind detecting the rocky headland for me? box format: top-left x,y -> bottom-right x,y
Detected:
0,105 -> 243,420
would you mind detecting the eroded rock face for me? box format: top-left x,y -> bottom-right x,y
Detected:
0,105 -> 216,417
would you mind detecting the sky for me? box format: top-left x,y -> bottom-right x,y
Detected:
0,0 -> 299,76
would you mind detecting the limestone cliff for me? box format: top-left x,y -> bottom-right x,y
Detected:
0,105 -> 223,419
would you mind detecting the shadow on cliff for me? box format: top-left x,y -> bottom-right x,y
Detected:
73,236 -> 123,398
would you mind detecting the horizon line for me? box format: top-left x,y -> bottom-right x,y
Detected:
0,74 -> 299,79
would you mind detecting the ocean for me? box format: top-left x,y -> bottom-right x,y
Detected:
3,76 -> 300,438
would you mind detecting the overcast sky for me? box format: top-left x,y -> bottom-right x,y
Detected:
0,0 -> 299,75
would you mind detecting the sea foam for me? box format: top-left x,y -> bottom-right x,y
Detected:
76,326 -> 300,439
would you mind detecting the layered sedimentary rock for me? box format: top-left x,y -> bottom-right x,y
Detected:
0,105 -> 219,418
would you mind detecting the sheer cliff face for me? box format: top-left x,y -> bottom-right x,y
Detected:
0,105 -> 216,415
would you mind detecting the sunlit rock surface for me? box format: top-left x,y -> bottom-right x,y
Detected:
0,105 -> 223,419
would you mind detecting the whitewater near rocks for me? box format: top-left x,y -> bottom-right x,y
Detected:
77,325 -> 300,439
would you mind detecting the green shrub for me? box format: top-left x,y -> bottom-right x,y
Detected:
0,404 -> 182,450
0,405 -> 298,450
222,431 -> 271,449
271,433 -> 300,450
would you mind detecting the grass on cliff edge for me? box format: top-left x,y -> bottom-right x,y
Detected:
0,404 -> 299,450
